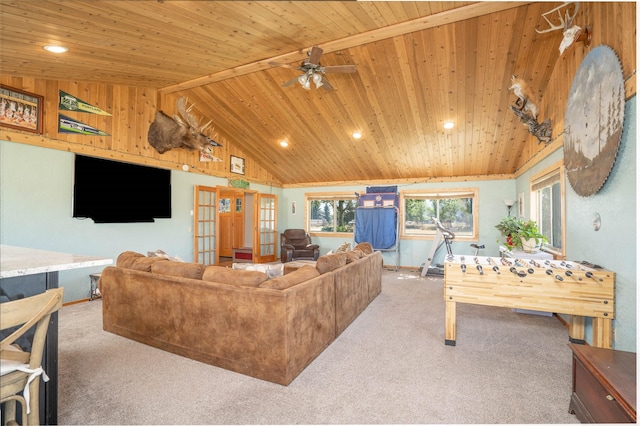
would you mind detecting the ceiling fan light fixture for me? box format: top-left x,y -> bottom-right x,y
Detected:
312,73 -> 324,89
443,121 -> 455,130
298,74 -> 311,90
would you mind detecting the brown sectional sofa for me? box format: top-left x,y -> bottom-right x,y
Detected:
101,245 -> 382,385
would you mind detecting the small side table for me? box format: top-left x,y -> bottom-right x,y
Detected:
89,273 -> 102,300
233,247 -> 253,263
569,343 -> 636,422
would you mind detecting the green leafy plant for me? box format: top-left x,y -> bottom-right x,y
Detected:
495,216 -> 546,250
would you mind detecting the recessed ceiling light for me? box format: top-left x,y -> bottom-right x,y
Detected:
279,140 -> 289,147
44,45 -> 69,53
443,121 -> 455,129
352,131 -> 362,139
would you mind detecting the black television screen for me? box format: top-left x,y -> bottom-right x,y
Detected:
73,155 -> 171,223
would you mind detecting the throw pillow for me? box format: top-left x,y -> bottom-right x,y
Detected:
259,265 -> 320,290
232,263 -> 284,279
315,253 -> 347,274
202,266 -> 268,287
335,242 -> 351,253
151,261 -> 205,280
116,251 -> 167,272
354,242 -> 374,255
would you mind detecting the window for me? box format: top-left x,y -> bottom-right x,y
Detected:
530,161 -> 565,255
401,189 -> 478,239
306,193 -> 357,234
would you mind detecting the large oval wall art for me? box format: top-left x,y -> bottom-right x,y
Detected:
564,45 -> 625,197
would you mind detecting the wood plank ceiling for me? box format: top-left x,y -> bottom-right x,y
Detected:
0,1 -> 568,185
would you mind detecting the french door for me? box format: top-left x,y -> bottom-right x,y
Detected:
194,186 -> 277,265
253,193 -> 277,263
193,185 -> 218,265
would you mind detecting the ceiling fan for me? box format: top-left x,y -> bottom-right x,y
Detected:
269,46 -> 357,91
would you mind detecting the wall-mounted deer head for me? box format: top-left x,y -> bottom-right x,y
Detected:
535,2 -> 591,55
148,97 -> 220,154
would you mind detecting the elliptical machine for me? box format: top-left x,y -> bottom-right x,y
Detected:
420,217 -> 455,276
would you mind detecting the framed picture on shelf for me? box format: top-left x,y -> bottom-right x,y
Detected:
230,155 -> 245,175
0,85 -> 43,134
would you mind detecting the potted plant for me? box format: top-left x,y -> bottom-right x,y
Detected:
495,216 -> 523,249
517,219 -> 547,253
495,216 -> 546,252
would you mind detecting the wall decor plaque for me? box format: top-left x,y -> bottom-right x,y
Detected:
0,85 -> 43,134
230,155 -> 245,175
564,45 -> 625,197
229,179 -> 249,189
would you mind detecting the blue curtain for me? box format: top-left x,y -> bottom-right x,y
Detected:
354,208 -> 397,249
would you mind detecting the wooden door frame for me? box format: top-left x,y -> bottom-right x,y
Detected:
215,186 -> 258,263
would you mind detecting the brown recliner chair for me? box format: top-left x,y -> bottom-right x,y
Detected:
280,229 -> 320,263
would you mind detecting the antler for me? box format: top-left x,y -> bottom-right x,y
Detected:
535,2 -> 579,34
174,97 -> 202,129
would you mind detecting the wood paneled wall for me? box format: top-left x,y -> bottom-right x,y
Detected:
0,76 -> 282,186
515,2 -> 637,175
0,2 -> 635,185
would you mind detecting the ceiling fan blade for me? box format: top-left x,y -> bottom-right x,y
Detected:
308,46 -> 323,66
323,65 -> 357,73
268,61 -> 301,70
282,76 -> 299,87
320,76 -> 334,91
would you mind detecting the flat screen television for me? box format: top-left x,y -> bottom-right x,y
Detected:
73,155 -> 171,223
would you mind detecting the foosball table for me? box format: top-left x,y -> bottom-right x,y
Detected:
443,255 -> 615,348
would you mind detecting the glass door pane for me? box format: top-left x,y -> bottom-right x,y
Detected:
194,185 -> 217,265
254,193 -> 277,262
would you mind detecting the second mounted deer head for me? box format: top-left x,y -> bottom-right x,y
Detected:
536,2 -> 591,55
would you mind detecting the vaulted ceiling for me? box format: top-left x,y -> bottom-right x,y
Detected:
0,1 -> 571,185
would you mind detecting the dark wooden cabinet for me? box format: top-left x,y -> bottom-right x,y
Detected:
569,343 -> 636,423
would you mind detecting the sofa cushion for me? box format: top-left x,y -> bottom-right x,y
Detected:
316,253 -> 347,274
259,265 -> 320,290
345,250 -> 363,263
354,242 -> 374,255
202,266 -> 268,287
116,251 -> 168,272
151,261 -> 205,280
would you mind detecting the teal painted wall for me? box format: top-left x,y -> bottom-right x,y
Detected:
281,180 -> 515,268
0,141 -> 280,302
1,97 -> 635,351
565,97 -> 635,352
514,97 -> 636,352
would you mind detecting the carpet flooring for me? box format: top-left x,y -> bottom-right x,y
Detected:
57,269 -> 580,424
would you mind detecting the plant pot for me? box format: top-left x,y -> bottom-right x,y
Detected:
521,237 -> 541,253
